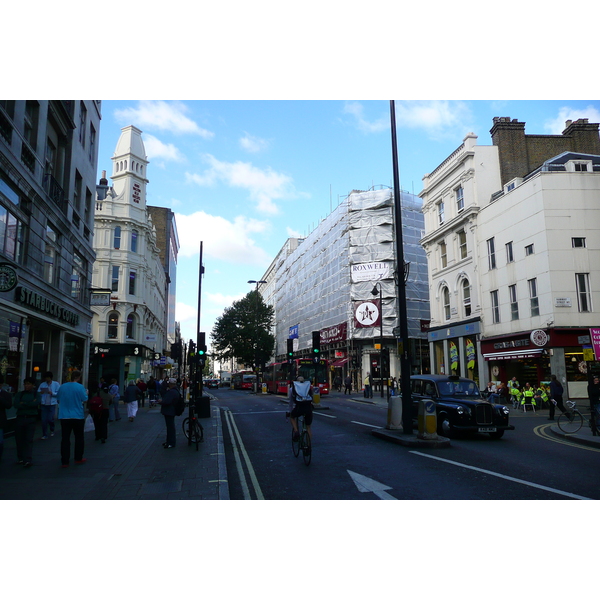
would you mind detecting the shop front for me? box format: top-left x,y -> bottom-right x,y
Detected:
428,318 -> 483,386
89,342 -> 155,391
481,328 -> 600,401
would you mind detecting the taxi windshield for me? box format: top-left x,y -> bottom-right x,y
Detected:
438,380 -> 480,396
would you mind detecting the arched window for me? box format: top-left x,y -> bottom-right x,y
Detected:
462,279 -> 471,317
114,226 -> 121,249
126,313 -> 136,339
108,312 -> 119,339
131,229 -> 138,253
442,287 -> 451,321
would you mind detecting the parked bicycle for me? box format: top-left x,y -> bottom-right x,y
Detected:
291,414 -> 311,466
557,400 -> 600,436
182,402 -> 204,450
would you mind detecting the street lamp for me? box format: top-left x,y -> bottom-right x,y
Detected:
248,279 -> 267,393
371,282 -> 384,398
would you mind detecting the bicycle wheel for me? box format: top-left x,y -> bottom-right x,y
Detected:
191,419 -> 204,444
182,417 -> 192,440
301,431 -> 311,466
557,411 -> 584,434
292,428 -> 300,457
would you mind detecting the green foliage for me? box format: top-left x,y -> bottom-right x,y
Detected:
211,290 -> 275,367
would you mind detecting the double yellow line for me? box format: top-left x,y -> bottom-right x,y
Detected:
534,423 -> 600,453
222,409 -> 264,500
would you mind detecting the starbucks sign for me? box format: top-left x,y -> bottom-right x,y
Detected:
0,263 -> 18,292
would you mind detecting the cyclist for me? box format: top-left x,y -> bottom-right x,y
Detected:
288,376 -> 313,442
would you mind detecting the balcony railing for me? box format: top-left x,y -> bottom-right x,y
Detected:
43,173 -> 67,212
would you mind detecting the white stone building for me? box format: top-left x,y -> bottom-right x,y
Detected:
90,125 -> 167,385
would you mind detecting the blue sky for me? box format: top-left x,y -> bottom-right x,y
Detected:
96,100 -> 600,345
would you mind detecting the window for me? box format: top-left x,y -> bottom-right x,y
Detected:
440,241 -> 447,268
509,284 -> 519,320
129,269 -> 137,295
574,162 -> 588,172
437,201 -> 444,225
506,241 -> 514,263
525,244 -> 534,256
108,312 -> 119,339
71,252 -> 86,301
456,186 -> 464,212
79,102 -> 87,146
89,123 -> 96,163
462,279 -> 471,317
131,229 -> 138,253
44,225 -> 58,284
572,237 -> 586,248
0,206 -> 25,262
111,265 -> 120,292
74,171 -> 83,214
487,237 -> 496,270
114,226 -> 121,249
458,230 -> 467,259
491,290 -> 500,324
576,273 -> 591,312
442,287 -> 451,321
528,278 -> 539,317
126,313 -> 136,339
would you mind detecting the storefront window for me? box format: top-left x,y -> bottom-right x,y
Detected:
434,341 -> 445,375
62,334 -> 84,386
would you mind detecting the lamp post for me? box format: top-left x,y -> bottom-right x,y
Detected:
248,279 -> 267,393
371,281 -> 384,398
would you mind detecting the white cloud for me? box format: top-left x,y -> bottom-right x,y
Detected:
174,210 -> 272,266
185,154 -> 298,215
286,226 -> 303,238
544,105 -> 600,134
343,100 -> 472,139
143,133 -> 186,162
114,101 -> 214,138
240,132 -> 269,153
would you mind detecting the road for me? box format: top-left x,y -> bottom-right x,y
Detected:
213,388 -> 600,500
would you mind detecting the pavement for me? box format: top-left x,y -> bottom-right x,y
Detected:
0,395 -> 228,500
2,391 -> 597,500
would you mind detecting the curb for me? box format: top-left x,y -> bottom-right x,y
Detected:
549,424 -> 600,449
371,429 -> 451,448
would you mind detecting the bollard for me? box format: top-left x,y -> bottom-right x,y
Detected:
418,399 -> 438,439
386,394 -> 403,430
313,390 -> 321,406
262,383 -> 267,394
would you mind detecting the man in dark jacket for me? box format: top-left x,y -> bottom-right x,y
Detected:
0,375 -> 13,462
588,376 -> 600,434
159,378 -> 179,448
548,374 -> 567,421
13,377 -> 41,466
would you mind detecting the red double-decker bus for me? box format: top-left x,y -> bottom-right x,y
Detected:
262,358 -> 329,396
231,370 -> 257,390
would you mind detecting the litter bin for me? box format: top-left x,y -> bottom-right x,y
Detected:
195,395 -> 211,419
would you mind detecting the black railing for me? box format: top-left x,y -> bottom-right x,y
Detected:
43,173 -> 66,212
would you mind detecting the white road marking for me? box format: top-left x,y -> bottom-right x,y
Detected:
409,451 -> 592,500
347,470 -> 397,500
351,420 -> 384,429
313,412 -> 336,419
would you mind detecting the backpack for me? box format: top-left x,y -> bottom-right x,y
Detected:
88,394 -> 103,413
174,392 -> 185,416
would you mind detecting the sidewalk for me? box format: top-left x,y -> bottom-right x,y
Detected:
0,397 -> 228,500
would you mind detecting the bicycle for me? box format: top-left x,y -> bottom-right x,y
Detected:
182,403 -> 204,450
557,401 -> 583,433
291,414 -> 311,466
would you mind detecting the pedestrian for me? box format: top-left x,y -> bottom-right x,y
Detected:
136,378 -> 147,408
123,380 -> 141,422
587,376 -> 600,433
496,382 -> 508,404
333,375 -> 341,393
344,375 -> 352,395
38,370 -> 60,439
390,377 -> 397,397
108,378 -> 121,421
158,378 -> 179,448
521,382 -> 536,410
88,384 -> 111,443
363,373 -> 372,399
548,374 -> 567,421
57,370 -> 88,467
12,377 -> 41,467
0,375 -> 14,462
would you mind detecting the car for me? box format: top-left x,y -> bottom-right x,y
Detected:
204,378 -> 219,389
409,374 -> 514,439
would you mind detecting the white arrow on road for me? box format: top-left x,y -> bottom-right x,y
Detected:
347,470 -> 397,500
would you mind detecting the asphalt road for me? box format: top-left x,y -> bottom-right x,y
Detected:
213,388 -> 600,500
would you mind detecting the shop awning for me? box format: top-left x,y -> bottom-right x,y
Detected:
483,349 -> 544,361
331,357 -> 350,367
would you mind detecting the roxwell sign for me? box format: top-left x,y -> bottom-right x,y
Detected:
15,286 -> 80,326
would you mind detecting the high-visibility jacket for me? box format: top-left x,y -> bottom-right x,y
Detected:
521,388 -> 536,405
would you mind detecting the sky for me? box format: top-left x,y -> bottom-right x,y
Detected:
95,99 -> 600,348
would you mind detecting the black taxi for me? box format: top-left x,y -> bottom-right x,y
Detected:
410,375 -> 514,439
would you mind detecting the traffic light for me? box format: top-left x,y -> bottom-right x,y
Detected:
188,339 -> 196,360
197,332 -> 207,367
312,331 -> 321,363
287,339 -> 294,363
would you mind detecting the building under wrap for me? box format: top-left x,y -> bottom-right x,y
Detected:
264,187 -> 430,390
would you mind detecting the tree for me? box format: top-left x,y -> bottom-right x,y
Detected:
211,290 -> 275,368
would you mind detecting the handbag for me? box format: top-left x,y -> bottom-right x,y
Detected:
84,413 -> 95,432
